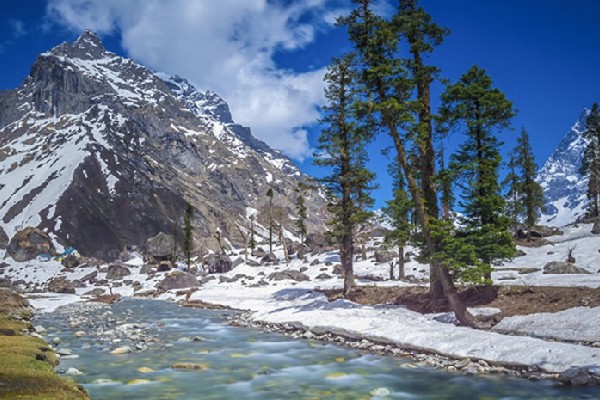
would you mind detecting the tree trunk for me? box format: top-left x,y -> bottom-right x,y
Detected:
398,245 -> 405,280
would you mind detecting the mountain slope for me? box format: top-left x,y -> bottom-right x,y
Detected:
537,110 -> 589,227
0,31 -> 326,259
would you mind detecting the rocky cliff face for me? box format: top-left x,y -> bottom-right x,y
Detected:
537,110 -> 590,227
0,31 -> 326,260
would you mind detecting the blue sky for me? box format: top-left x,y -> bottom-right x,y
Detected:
1,1 -> 600,208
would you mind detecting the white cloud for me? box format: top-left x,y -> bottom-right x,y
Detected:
10,20 -> 28,37
45,0 -> 344,160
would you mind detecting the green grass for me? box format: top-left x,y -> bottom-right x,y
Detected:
0,296 -> 89,399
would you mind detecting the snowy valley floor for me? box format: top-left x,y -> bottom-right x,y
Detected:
2,223 -> 600,382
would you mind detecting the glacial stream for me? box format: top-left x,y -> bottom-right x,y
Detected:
33,299 -> 597,400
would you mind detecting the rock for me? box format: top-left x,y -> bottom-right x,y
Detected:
310,259 -> 320,266
57,348 -> 73,356
251,247 -> 266,258
205,254 -> 233,274
61,254 -> 80,269
454,358 -> 471,369
515,249 -> 526,257
127,379 -> 151,385
232,258 -> 244,269
140,264 -> 153,274
171,362 -> 208,370
74,331 -> 85,338
110,346 -> 132,354
305,232 -> 330,254
34,325 -> 47,334
332,265 -> 343,275
52,337 -> 61,345
7,227 -> 57,262
47,277 -> 76,294
200,275 -> 216,285
145,232 -> 175,261
157,262 -> 172,272
80,270 -> 98,282
65,367 -> 83,376
315,273 -> 332,280
374,249 -> 395,263
261,252 -> 278,265
267,270 -> 309,282
106,264 -> 131,280
137,367 -> 154,373
370,387 -> 390,397
157,271 -> 199,290
543,261 -> 591,274
593,221 -> 600,235
558,367 -> 592,386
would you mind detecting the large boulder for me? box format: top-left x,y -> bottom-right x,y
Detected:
305,233 -> 330,254
61,254 -> 80,269
374,249 -> 395,263
261,253 -> 278,265
47,277 -> 76,294
145,232 -> 175,261
592,221 -> 600,235
106,264 -> 131,280
205,254 -> 233,274
267,270 -> 309,282
543,261 -> 591,275
7,227 -> 57,262
157,271 -> 199,291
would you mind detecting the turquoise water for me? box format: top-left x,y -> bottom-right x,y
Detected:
35,299 -> 598,399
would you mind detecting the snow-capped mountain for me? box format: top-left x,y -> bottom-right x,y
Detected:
0,31 -> 325,259
537,109 -> 590,227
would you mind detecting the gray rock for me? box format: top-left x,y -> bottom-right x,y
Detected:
7,227 -> 57,262
106,264 -> 131,280
261,252 -> 278,265
0,226 -> 8,250
310,259 -> 320,266
543,261 -> 591,274
593,221 -> 600,235
80,270 -> 98,282
374,249 -> 395,263
558,367 -> 593,386
267,270 -> 309,282
140,264 -> 154,274
61,254 -> 80,269
315,273 -> 332,280
47,277 -> 75,294
157,272 -> 199,290
252,247 -> 266,258
145,232 -> 175,261
205,254 -> 233,274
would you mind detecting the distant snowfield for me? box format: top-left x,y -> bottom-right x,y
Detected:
3,223 -> 600,374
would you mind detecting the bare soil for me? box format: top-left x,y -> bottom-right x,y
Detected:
323,285 -> 600,317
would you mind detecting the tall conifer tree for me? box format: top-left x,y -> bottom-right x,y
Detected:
314,53 -> 375,296
515,129 -> 544,231
439,66 -> 516,281
340,0 -> 480,327
580,103 -> 600,218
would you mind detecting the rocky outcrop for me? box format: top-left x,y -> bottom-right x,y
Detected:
205,254 -> 233,274
267,270 -> 309,282
374,249 -> 395,263
145,233 -> 175,262
0,227 -> 8,250
7,227 -> 57,262
157,272 -> 199,290
106,265 -> 131,280
47,277 -> 76,294
543,261 -> 591,274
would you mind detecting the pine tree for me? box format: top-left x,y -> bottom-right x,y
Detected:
249,215 -> 257,252
183,202 -> 194,268
314,53 -> 375,296
515,128 -> 544,231
440,65 -> 516,281
382,160 -> 411,279
501,152 -> 523,234
294,191 -> 308,259
580,103 -> 600,218
340,0 -> 481,327
266,188 -> 274,253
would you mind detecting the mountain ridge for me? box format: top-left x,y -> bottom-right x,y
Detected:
0,30 -> 326,259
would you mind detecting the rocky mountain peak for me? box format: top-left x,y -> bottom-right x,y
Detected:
0,32 -> 326,260
538,109 -> 590,226
48,29 -> 107,60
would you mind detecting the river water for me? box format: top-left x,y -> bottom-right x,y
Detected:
34,299 -> 597,400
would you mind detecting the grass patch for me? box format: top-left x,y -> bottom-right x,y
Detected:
0,292 -> 89,399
